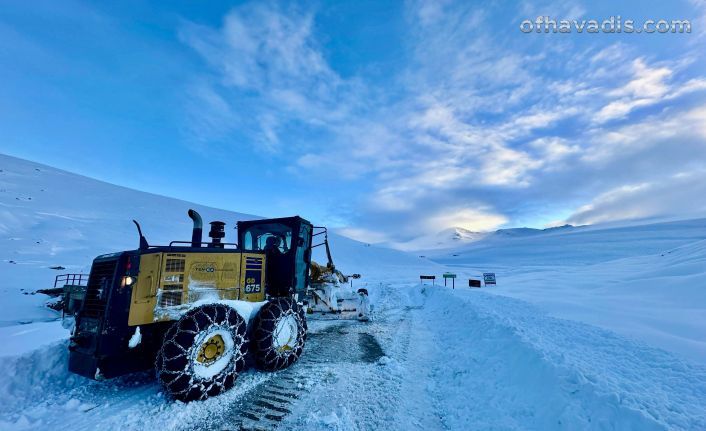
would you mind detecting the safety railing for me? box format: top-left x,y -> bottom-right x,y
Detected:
54,273 -> 89,288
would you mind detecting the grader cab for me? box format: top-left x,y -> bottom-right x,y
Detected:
68,210 -> 317,401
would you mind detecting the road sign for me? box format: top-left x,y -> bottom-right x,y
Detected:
442,273 -> 457,288
483,273 -> 496,285
420,275 -> 436,286
469,279 -> 481,288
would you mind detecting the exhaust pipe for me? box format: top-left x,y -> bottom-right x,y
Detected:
132,220 -> 149,250
188,209 -> 203,247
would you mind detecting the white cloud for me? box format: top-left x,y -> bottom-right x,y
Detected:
425,207 -> 508,232
593,58 -> 706,124
179,3 -> 362,150
567,171 -> 706,225
529,137 -> 580,163
583,106 -> 706,163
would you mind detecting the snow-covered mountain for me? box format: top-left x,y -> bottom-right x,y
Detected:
385,227 -> 489,251
388,224 -> 579,252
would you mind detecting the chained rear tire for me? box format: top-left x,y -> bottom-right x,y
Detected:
253,298 -> 307,371
156,304 -> 248,402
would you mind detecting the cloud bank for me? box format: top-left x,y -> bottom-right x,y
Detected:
179,0 -> 706,243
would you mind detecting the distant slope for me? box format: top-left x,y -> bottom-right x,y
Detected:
0,153 -> 434,326
384,227 -> 488,251
429,218 -> 706,266
388,224 -> 580,253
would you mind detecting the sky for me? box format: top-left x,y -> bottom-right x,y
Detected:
1,0 -> 706,245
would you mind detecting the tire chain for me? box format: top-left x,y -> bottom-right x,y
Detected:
253,299 -> 308,371
156,304 -> 248,401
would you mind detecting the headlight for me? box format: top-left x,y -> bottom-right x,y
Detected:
122,276 -> 136,287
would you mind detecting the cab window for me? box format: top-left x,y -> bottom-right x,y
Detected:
241,223 -> 292,253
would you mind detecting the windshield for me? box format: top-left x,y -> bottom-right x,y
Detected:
241,223 -> 293,253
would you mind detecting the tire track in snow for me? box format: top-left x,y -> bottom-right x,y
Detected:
202,322 -> 387,430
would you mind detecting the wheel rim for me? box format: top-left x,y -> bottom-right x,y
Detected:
189,327 -> 235,379
197,334 -> 226,365
272,314 -> 298,352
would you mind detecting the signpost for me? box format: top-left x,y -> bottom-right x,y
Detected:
420,275 -> 436,286
443,272 -> 457,289
469,279 -> 481,288
483,273 -> 497,286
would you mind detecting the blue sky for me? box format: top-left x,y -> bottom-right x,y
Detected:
1,0 -> 706,244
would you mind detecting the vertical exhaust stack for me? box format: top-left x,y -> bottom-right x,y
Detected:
188,209 -> 203,247
209,221 -> 226,248
132,220 -> 149,250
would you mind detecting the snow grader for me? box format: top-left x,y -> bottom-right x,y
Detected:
67,209 -> 367,401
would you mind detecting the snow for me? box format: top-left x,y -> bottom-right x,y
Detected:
382,227 -> 489,251
429,218 -> 706,363
128,326 -> 141,349
154,299 -> 268,324
397,286 -> 705,430
0,321 -> 69,358
0,153 -> 705,430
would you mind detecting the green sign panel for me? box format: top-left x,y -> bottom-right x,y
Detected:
443,273 -> 457,279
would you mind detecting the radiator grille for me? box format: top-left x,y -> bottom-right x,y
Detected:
159,284 -> 184,307
83,258 -> 118,318
165,258 -> 185,272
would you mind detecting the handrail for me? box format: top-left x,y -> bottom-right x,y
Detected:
167,240 -> 238,248
54,273 -> 89,288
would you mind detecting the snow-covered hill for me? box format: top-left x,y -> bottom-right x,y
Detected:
0,153 -> 435,326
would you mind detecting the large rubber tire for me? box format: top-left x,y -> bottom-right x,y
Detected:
156,304 -> 248,402
252,298 -> 307,371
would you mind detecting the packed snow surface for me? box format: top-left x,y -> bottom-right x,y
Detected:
429,218 -> 706,363
0,153 -> 705,430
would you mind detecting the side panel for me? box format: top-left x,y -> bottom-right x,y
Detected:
154,252 -> 267,322
128,253 -> 161,326
241,253 -> 266,302
183,252 -> 240,302
128,251 -> 268,325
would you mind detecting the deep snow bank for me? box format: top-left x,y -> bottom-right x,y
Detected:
402,284 -> 706,430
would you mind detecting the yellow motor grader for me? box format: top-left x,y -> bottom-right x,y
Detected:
68,209 -> 337,401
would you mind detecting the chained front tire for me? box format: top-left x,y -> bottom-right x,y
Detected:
156,304 -> 248,402
253,298 -> 307,371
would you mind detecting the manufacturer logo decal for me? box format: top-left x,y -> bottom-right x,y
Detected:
193,264 -> 216,273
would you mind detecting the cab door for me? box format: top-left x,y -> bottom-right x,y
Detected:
293,222 -> 312,293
